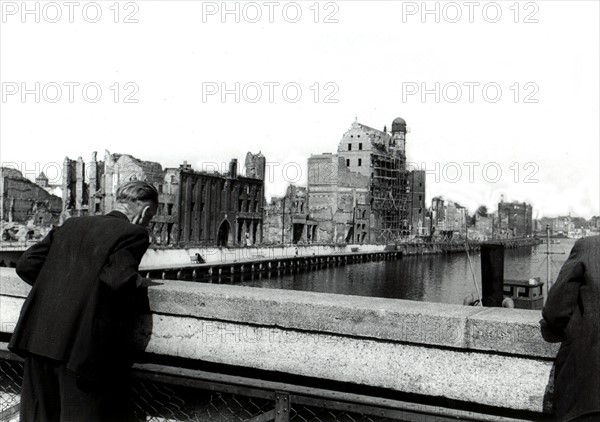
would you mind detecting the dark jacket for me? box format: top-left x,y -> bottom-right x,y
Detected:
542,236 -> 600,421
8,211 -> 150,381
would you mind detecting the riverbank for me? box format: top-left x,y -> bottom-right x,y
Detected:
0,237 -> 540,270
396,237 -> 541,256
136,237 -> 541,281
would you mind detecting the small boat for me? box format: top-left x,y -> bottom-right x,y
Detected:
504,225 -> 564,309
503,277 -> 544,310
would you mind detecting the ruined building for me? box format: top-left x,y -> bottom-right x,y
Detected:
307,118 -> 425,244
62,151 -> 163,220
35,172 -> 62,198
407,169 -> 426,236
429,197 -> 468,240
1,168 -> 62,226
161,153 -> 266,247
61,151 -> 266,247
263,185 -> 318,245
498,200 -> 533,237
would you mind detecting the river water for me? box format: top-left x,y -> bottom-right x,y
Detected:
223,239 -> 577,305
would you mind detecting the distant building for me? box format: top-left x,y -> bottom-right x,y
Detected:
430,196 -> 446,232
61,150 -> 266,247
536,215 -> 599,237
35,172 -> 62,198
263,185 -> 318,245
474,213 -> 494,239
553,216 -> 573,235
163,155 -> 266,247
407,170 -> 427,236
497,200 -> 533,237
151,168 -> 180,245
307,117 -> 421,244
1,167 -> 62,226
35,172 -> 48,188
445,201 -> 468,235
61,151 -> 163,220
428,197 -> 468,240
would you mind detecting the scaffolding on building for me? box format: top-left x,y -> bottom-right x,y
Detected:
369,151 -> 411,243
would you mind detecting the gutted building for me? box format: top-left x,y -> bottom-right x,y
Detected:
407,169 -> 426,236
263,185 -> 318,245
307,117 -> 423,244
167,155 -> 266,247
498,200 -> 533,237
1,168 -> 62,226
61,150 -> 266,247
61,151 -> 164,221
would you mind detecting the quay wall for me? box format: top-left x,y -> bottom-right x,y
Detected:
140,238 -> 540,270
397,238 -> 540,256
140,243 -> 387,270
1,238 -> 539,270
0,268 -> 558,416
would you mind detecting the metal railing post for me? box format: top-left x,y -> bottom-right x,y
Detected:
275,392 -> 290,422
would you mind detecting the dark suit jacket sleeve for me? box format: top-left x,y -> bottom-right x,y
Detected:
99,229 -> 150,292
542,240 -> 586,337
15,229 -> 56,286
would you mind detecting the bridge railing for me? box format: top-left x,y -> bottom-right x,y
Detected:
1,268 -> 558,421
3,349 -> 503,422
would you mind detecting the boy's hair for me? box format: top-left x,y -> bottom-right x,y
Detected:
116,181 -> 159,204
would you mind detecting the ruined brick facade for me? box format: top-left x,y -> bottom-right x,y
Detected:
151,168 -> 179,245
162,156 -> 265,247
1,168 -> 62,226
429,197 -> 468,239
61,151 -> 266,247
407,170 -> 426,235
498,200 -> 533,237
444,201 -> 468,234
61,150 -> 164,220
263,185 -> 317,245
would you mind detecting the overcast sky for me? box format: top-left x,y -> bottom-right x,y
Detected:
1,1 -> 598,219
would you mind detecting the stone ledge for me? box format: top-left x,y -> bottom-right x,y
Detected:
0,295 -> 556,413
0,296 -> 22,331
467,308 -> 559,358
147,281 -> 481,350
0,269 -> 30,298
0,268 -> 558,358
140,314 -> 553,413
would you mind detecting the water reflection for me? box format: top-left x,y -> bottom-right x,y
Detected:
221,239 -> 576,305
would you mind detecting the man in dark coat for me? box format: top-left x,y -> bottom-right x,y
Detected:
541,235 -> 600,421
9,181 -> 158,422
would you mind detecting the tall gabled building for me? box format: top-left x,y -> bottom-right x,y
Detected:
308,117 -> 424,244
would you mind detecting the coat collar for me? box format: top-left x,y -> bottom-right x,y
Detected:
106,210 -> 130,221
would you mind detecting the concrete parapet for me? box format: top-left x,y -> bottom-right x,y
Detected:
467,308 -> 558,358
0,267 -> 558,415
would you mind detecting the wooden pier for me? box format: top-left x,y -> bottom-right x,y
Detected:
142,250 -> 402,281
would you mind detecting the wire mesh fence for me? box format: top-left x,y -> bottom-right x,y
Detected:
0,360 -> 21,422
0,357 -> 397,422
134,379 -> 275,421
291,405 -> 390,422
